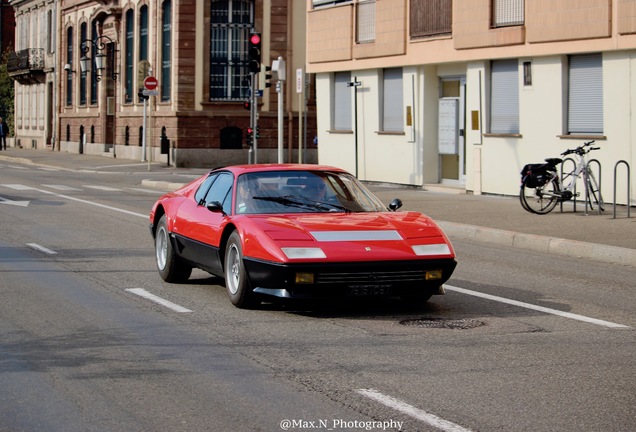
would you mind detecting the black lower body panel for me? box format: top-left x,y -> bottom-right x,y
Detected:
244,258 -> 457,300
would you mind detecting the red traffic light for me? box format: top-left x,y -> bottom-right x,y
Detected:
243,101 -> 251,110
250,33 -> 261,45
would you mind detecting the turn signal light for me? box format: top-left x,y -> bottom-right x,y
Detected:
295,273 -> 315,284
425,270 -> 443,280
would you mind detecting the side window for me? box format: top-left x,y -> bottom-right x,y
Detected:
204,172 -> 234,214
194,173 -> 218,204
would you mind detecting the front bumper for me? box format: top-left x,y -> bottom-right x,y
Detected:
244,258 -> 457,299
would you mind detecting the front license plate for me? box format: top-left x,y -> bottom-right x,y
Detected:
347,285 -> 391,297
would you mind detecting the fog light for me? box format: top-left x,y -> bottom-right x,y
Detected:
425,270 -> 443,280
295,273 -> 315,284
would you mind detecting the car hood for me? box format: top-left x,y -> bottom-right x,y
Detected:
241,211 -> 455,262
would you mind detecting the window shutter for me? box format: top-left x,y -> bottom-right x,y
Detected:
490,60 -> 519,134
568,54 -> 603,134
383,68 -> 403,132
333,72 -> 352,131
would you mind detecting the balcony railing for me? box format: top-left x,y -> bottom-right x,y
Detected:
7,48 -> 46,84
7,48 -> 45,73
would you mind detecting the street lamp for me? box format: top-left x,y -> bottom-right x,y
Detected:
80,35 -> 118,82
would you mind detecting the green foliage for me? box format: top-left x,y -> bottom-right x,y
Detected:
0,49 -> 14,136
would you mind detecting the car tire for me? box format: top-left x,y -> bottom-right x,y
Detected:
155,215 -> 192,283
224,231 -> 259,309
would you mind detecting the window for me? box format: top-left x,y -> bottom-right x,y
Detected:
356,0 -> 375,43
47,10 -> 54,53
490,59 -> 519,134
90,20 -> 99,105
209,0 -> 253,101
333,72 -> 352,131
382,68 -> 403,132
523,61 -> 532,86
125,9 -> 134,103
79,23 -> 87,106
410,0 -> 452,38
139,6 -> 149,103
492,0 -> 524,27
161,0 -> 172,102
568,53 -> 603,135
203,172 -> 234,214
313,0 -> 352,8
66,27 -> 73,106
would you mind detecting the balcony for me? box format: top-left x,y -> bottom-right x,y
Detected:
7,48 -> 46,84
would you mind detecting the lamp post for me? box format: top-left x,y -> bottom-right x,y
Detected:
79,35 -> 118,157
79,35 -> 119,82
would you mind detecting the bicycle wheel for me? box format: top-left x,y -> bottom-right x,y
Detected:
520,177 -> 560,214
586,169 -> 605,211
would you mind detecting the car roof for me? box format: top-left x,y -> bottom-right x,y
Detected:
210,164 -> 349,176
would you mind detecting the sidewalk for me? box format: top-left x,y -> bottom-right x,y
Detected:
2,148 -> 635,266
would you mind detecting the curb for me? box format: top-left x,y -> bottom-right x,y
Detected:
439,221 -> 636,267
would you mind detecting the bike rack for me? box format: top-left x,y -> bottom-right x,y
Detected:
584,159 -> 602,215
613,160 -> 631,219
559,158 -> 578,213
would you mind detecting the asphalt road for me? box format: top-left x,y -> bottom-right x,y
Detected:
1,160 -> 634,432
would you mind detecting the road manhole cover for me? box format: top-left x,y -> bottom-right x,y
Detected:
399,317 -> 485,329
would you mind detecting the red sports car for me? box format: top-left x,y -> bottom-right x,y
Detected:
149,164 -> 457,308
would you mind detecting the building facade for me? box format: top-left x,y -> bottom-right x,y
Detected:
7,0 -> 50,150
307,0 -> 636,205
10,0 -> 314,166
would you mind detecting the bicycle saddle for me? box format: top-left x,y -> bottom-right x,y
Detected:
544,158 -> 562,166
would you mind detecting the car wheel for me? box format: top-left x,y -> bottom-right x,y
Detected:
224,231 -> 259,308
155,215 -> 192,283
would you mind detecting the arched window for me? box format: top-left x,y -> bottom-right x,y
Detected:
79,23 -> 87,106
209,0 -> 254,100
125,9 -> 134,103
90,20 -> 99,105
139,5 -> 149,103
161,0 -> 172,102
66,27 -> 73,106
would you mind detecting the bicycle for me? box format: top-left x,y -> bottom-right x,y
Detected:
519,140 -> 605,214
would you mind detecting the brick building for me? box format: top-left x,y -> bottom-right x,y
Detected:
55,0 -> 314,166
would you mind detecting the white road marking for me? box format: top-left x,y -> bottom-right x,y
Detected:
26,243 -> 58,255
445,285 -> 631,329
45,184 -> 82,191
83,185 -> 121,191
127,187 -> 161,194
2,184 -> 38,190
357,389 -> 474,432
2,184 -> 148,218
0,195 -> 30,206
126,288 -> 192,313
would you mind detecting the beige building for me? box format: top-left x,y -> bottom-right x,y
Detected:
307,0 -> 636,205
8,0 -> 57,151
11,0 -> 314,167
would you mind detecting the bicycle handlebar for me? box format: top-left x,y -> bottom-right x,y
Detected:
560,140 -> 599,156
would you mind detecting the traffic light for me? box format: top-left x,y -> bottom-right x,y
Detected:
248,33 -> 262,74
243,100 -> 251,110
264,66 -> 272,88
246,127 -> 254,146
255,125 -> 260,139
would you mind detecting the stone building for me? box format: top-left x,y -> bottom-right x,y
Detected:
18,0 -> 313,166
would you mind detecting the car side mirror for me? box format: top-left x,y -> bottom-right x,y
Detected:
388,198 -> 403,211
206,201 -> 225,215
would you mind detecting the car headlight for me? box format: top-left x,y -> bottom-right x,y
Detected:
411,244 -> 451,256
281,247 -> 327,259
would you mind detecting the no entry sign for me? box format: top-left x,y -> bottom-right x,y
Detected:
144,76 -> 158,91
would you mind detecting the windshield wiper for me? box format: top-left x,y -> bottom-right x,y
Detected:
253,195 -> 349,212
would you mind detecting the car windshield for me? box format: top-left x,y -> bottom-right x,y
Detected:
234,170 -> 387,215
